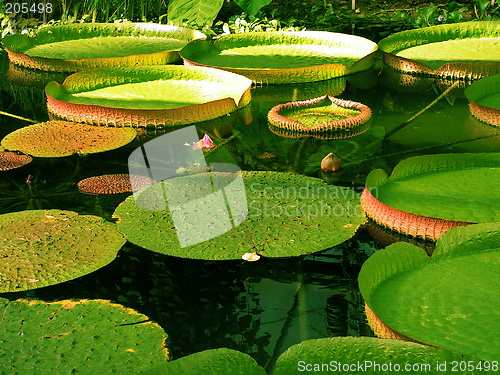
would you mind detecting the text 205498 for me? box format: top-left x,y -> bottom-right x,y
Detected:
5,3 -> 53,14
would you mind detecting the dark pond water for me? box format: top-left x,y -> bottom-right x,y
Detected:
1,48 -> 499,372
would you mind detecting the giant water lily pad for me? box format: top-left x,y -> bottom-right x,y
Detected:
465,74 -> 500,127
0,298 -> 168,373
1,121 -> 137,157
358,222 -> 500,361
112,171 -> 365,260
0,210 -> 126,293
45,66 -> 252,127
274,337 -> 481,374
361,153 -> 500,240
143,348 -> 265,375
2,23 -> 205,72
180,31 -> 377,84
379,21 -> 500,79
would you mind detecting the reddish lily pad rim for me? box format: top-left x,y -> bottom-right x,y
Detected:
267,95 -> 372,134
465,74 -> 500,127
378,21 -> 500,78
45,65 -> 252,128
361,153 -> 500,241
2,23 -> 206,72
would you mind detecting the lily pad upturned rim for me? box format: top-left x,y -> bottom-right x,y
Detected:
1,121 -> 137,157
45,65 -> 252,128
358,222 -> 500,361
378,21 -> 500,79
267,94 -> 372,134
180,31 -> 378,84
465,73 -> 500,127
361,153 -> 500,241
2,23 -> 206,72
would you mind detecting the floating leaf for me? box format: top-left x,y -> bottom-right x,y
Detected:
77,174 -> 157,195
143,348 -> 265,375
274,337 -> 480,374
180,31 -> 377,84
361,153 -> 500,240
0,299 -> 168,372
0,210 -> 126,292
3,23 -> 206,72
112,171 -> 365,260
465,73 -> 500,127
358,222 -> 500,361
267,95 -> 372,135
45,66 -> 252,127
0,151 -> 32,171
379,21 -> 500,79
1,121 -> 137,157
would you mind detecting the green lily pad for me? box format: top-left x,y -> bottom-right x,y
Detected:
180,31 -> 377,84
0,210 -> 126,293
358,222 -> 500,361
143,348 -> 265,375
274,337 -> 482,374
45,66 -> 252,127
112,171 -> 365,260
361,153 -> 500,240
268,95 -> 372,135
465,74 -> 500,127
0,298 -> 168,373
2,23 -> 205,72
379,21 -> 500,78
1,121 -> 137,157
